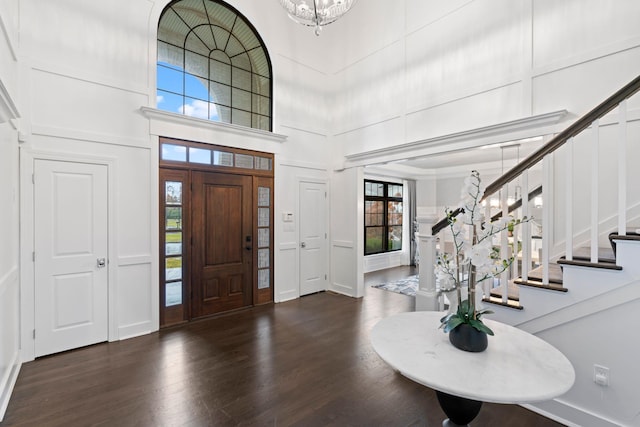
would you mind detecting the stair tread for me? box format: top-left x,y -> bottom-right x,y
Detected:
482,296 -> 523,310
556,258 -> 623,270
610,230 -> 640,254
488,281 -> 520,301
522,263 -> 564,284
512,278 -> 568,292
568,246 -> 616,264
611,233 -> 640,241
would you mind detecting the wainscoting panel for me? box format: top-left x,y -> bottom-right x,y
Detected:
276,242 -> 298,303
0,267 -> 20,422
116,261 -> 154,340
364,252 -> 403,274
330,241 -> 358,297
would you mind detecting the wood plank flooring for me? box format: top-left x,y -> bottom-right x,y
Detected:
3,283 -> 563,426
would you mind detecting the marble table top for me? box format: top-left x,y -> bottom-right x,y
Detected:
370,311 -> 575,404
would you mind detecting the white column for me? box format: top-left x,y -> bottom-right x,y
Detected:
415,215 -> 440,311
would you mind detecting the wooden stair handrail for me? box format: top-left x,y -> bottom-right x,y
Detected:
432,74 -> 640,235
431,186 -> 542,234
490,186 -> 542,222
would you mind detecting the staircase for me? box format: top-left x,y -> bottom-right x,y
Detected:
487,230 -> 640,325
416,74 -> 640,427
436,73 -> 640,321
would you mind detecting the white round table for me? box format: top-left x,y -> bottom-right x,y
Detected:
370,311 -> 575,425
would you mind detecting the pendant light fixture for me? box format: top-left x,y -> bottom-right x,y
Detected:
278,0 -> 358,36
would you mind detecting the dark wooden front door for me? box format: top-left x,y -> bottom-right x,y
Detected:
191,171 -> 253,318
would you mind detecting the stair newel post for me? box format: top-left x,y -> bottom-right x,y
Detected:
415,214 -> 441,311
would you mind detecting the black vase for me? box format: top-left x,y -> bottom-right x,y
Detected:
449,323 -> 488,352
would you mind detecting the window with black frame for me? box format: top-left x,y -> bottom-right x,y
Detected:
157,0 -> 272,131
364,180 -> 403,255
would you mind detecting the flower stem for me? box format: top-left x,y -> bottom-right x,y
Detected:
469,224 -> 477,319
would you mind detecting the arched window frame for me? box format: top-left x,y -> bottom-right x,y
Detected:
157,0 -> 273,131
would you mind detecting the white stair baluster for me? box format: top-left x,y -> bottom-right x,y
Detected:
618,100 -> 627,236
591,120 -> 599,263
542,153 -> 552,285
521,170 -> 530,282
500,184 -> 509,303
565,138 -> 574,261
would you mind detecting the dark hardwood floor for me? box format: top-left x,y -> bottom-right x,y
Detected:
3,282 -> 562,426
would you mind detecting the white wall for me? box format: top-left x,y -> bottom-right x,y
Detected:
3,0 -> 640,425
0,0 -> 21,420
275,159 -> 330,303
539,297 -> 640,427
13,0 -> 339,356
0,121 -> 19,422
324,2 -> 640,426
331,0 -> 640,157
17,0 -> 158,352
551,117 -> 640,251
330,167 -> 362,297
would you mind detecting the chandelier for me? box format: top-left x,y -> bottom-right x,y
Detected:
278,0 -> 358,36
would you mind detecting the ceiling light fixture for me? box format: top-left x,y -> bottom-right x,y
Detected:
278,0 -> 358,36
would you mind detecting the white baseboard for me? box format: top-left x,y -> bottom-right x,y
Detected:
415,289 -> 442,311
0,351 -> 21,422
329,282 -> 358,297
276,289 -> 299,303
523,398 -> 623,427
117,321 -> 155,341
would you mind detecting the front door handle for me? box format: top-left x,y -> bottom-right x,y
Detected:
97,258 -> 106,268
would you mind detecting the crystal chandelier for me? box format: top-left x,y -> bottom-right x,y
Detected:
278,0 -> 358,36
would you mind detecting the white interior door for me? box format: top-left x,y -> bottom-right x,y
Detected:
34,159 -> 108,357
299,181 -> 327,296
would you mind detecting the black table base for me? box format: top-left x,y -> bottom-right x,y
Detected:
436,391 -> 483,426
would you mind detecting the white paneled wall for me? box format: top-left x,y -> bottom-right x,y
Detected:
0,0 -> 20,421
1,0 -> 640,425
330,168 -> 362,297
0,121 -> 19,422
275,159 -> 330,303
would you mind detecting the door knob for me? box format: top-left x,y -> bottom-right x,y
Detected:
300,242 -> 306,248
97,258 -> 106,268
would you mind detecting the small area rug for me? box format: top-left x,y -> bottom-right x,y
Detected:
371,275 -> 418,297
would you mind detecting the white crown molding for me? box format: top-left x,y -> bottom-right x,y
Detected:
140,106 -> 288,143
0,11 -> 18,61
342,110 -> 568,167
0,79 -> 19,124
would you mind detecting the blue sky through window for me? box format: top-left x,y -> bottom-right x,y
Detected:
157,62 -> 220,121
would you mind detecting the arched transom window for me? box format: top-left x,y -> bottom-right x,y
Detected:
157,0 -> 272,131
